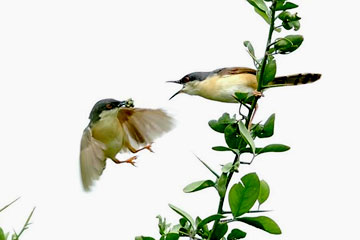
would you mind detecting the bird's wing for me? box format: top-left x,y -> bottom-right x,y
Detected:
117,108 -> 174,150
216,67 -> 256,76
80,127 -> 107,191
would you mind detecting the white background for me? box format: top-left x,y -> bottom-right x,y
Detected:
1,0 -> 359,239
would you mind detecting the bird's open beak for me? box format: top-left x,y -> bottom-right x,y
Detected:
167,80 -> 183,100
169,89 -> 183,100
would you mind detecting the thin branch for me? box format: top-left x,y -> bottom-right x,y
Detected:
0,197 -> 20,213
194,154 -> 220,178
13,207 -> 36,240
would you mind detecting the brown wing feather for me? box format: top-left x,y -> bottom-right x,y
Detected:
217,67 -> 256,77
117,108 -> 174,150
80,127 -> 107,191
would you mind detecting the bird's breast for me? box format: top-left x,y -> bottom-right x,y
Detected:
197,74 -> 257,103
91,110 -> 124,158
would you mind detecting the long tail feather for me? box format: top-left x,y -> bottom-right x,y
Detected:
266,73 -> 321,88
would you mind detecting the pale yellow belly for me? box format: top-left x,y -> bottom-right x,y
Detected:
198,74 -> 257,103
91,117 -> 124,158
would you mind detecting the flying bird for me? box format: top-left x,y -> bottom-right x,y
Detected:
168,67 -> 321,102
80,98 -> 173,191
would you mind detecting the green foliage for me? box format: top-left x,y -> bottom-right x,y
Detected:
237,216 -> 281,234
137,0 -> 314,238
0,199 -> 35,240
229,173 -> 260,217
263,55 -> 277,85
183,180 -> 215,193
209,113 -> 237,133
168,204 -> 195,229
274,35 -> 304,54
258,180 -> 270,207
227,228 -> 247,239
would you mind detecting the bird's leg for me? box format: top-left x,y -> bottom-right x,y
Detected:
248,103 -> 258,130
127,143 -> 154,153
111,156 -> 137,166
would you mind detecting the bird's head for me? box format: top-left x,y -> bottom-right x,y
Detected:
89,98 -> 133,124
168,71 -> 212,99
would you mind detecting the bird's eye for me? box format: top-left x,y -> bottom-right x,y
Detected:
184,76 -> 190,82
106,103 -> 112,109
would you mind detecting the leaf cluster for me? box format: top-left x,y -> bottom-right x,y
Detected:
0,198 -> 35,240
137,1 -> 307,239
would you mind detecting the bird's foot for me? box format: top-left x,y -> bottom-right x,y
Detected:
112,156 -> 138,166
253,90 -> 264,97
134,144 -> 154,153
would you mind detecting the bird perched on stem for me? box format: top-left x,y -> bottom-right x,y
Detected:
80,98 -> 174,191
168,67 -> 321,102
168,67 -> 321,128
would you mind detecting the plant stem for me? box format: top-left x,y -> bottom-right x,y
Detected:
208,1 -> 278,239
246,0 -> 278,127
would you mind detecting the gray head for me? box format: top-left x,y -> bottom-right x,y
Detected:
89,98 -> 133,124
167,71 -> 213,99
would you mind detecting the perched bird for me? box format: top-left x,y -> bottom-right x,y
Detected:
168,67 -> 321,102
80,98 -> 173,191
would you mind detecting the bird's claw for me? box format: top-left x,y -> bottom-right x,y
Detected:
126,156 -> 137,167
113,156 -> 137,167
253,90 -> 264,97
144,144 -> 154,153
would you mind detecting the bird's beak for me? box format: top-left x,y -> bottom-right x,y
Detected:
167,80 -> 184,100
169,89 -> 183,100
117,100 -> 127,107
167,80 -> 181,84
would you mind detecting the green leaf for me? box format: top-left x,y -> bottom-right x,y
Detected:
221,162 -> 234,173
168,204 -> 195,229
209,113 -> 237,133
262,55 -> 277,85
0,228 -> 7,240
179,217 -> 187,227
224,123 -> 241,149
238,121 -> 255,153
244,40 -> 257,63
135,237 -> 155,240
247,0 -> 271,24
258,144 -> 290,154
196,214 -> 225,231
227,228 -> 247,239
247,0 -> 269,13
229,173 -> 260,217
237,216 -> 281,234
183,180 -> 215,193
276,1 -> 298,11
164,233 -> 179,240
258,180 -> 270,206
254,7 -> 271,24
278,11 -> 301,31
210,223 -> 228,240
217,173 -> 228,198
212,146 -> 240,155
234,92 -> 249,102
244,41 -> 255,56
257,114 -> 275,138
157,215 -> 170,235
275,35 -> 303,54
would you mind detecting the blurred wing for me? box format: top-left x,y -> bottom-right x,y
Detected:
80,127 -> 107,191
117,108 -> 174,150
